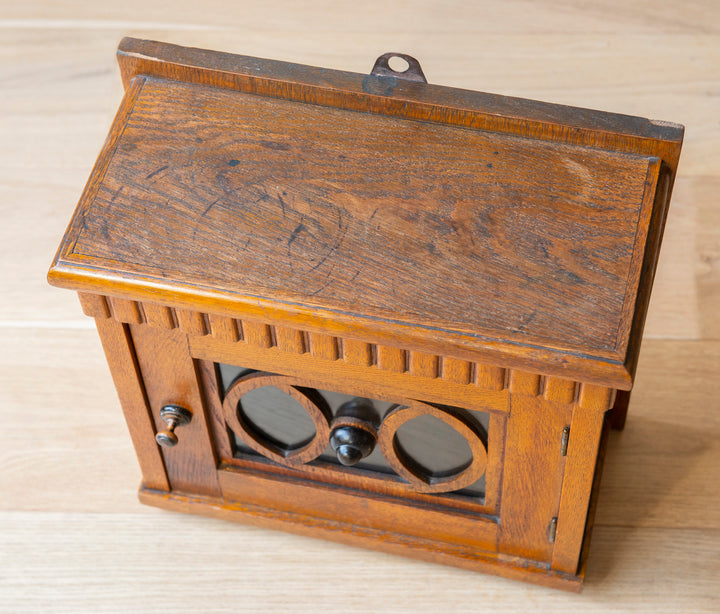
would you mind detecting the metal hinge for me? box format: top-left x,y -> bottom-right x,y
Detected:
560,426 -> 570,456
548,517 -> 558,543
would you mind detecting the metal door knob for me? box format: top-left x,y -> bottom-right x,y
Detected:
155,405 -> 192,447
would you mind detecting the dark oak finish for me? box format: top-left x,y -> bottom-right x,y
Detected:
48,39 -> 683,591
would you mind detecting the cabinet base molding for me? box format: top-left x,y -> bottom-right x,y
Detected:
138,487 -> 585,592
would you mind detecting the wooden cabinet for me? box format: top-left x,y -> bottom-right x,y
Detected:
49,38 -> 683,591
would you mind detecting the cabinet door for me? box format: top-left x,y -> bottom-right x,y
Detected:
194,354 -> 501,555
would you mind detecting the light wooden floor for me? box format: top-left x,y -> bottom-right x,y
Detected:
1,1 -> 719,611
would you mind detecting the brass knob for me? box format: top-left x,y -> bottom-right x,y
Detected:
155,405 -> 192,447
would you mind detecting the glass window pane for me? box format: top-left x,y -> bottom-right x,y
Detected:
239,385 -> 316,450
218,362 -> 488,502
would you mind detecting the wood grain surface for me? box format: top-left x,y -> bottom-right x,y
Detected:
49,39 -> 681,388
2,1 -> 719,611
64,77 -> 662,356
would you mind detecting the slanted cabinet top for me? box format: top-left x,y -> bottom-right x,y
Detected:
48,38 -> 684,389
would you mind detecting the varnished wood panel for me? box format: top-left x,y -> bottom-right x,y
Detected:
475,364 -> 506,390
129,324 -> 220,496
544,377 -> 578,405
551,400 -> 609,574
175,308 -> 209,336
78,292 -> 110,319
409,351 -> 439,378
208,314 -> 240,343
498,393 -> 571,562
218,468 -> 498,552
241,320 -> 273,348
190,332 -> 510,416
308,332 -> 339,361
115,37 -> 684,173
89,296 -> 577,396
376,345 -> 406,373
46,40 -> 684,388
442,357 -> 472,385
108,297 -> 144,325
342,338 -> 373,367
274,326 -> 306,354
72,75 -> 661,364
62,76 -> 661,354
93,319 -> 169,492
142,302 -> 176,329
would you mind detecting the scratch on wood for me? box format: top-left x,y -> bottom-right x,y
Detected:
309,224 -> 349,271
145,165 -> 169,180
109,186 -> 124,203
288,222 -> 306,247
310,263 -> 338,296
200,198 -> 221,219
